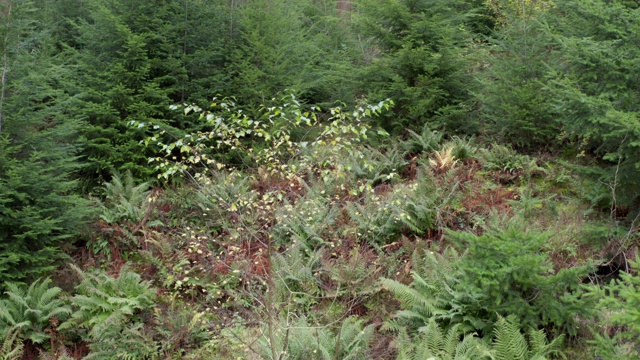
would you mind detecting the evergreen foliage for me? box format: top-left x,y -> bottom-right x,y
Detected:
585,256 -> 640,357
0,0 -> 93,284
473,7 -> 559,149
0,1 -> 637,357
69,0 -> 178,182
401,125 -> 444,155
354,0 -> 475,132
548,0 -> 640,207
228,0 -> 359,107
449,223 -> 592,335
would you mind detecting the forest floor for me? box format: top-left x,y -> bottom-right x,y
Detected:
54,135 -> 636,359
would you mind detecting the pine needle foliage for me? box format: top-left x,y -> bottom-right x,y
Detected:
584,256 -> 640,355
0,278 -> 71,345
547,0 -> 640,207
473,8 -> 559,150
353,0 -> 475,133
0,0 -> 94,284
588,332 -> 634,360
449,223 -> 592,335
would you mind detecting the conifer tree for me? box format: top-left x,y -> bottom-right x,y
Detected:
474,1 -> 558,149
549,0 -> 640,208
0,0 -> 92,285
69,0 -> 181,182
353,0 -> 476,133
226,0 -> 358,108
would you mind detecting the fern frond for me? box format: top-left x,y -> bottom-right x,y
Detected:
381,278 -> 439,317
0,278 -> 70,345
0,326 -> 23,360
403,126 -> 443,154
429,146 -> 459,173
419,320 -> 446,356
492,316 -> 529,360
395,319 -> 487,360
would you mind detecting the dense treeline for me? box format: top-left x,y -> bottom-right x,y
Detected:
1,0 -> 639,358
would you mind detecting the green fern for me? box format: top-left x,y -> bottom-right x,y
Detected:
273,195 -> 338,248
346,199 -> 399,243
327,247 -> 380,297
402,125 -> 443,155
0,326 -> 23,360
37,346 -> 75,360
271,243 -> 325,306
446,136 -> 478,161
153,297 -> 210,357
490,316 -> 565,360
0,278 -> 71,345
100,170 -> 152,224
480,144 -> 530,174
257,316 -> 373,360
60,265 -> 155,339
197,171 -> 258,215
340,145 -> 406,185
81,322 -> 158,360
382,248 -> 485,334
394,316 -> 564,360
395,320 -> 489,360
347,168 -> 458,244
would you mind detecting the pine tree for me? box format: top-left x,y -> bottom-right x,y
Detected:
353,0 -> 476,133
68,0 -> 181,183
226,0 -> 357,108
0,0 -> 93,284
473,2 -> 559,150
548,0 -> 640,209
